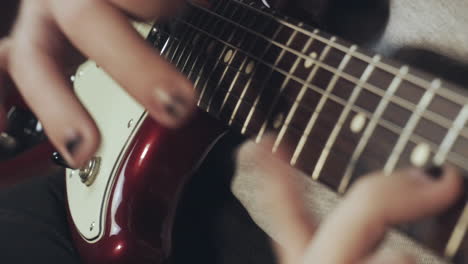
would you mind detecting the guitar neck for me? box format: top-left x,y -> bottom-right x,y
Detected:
148,0 -> 468,261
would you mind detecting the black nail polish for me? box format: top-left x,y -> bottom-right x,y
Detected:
425,166 -> 444,180
51,152 -> 72,169
66,134 -> 83,156
164,95 -> 188,119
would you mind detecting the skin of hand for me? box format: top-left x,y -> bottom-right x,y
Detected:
235,137 -> 462,264
0,0 -> 196,168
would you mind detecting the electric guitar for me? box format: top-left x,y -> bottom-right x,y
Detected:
2,0 -> 468,263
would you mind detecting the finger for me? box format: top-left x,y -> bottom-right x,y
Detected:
0,38 -> 10,131
9,35 -> 100,168
108,0 -> 185,20
301,167 -> 462,264
251,136 -> 316,262
52,0 -> 196,128
362,249 -> 415,264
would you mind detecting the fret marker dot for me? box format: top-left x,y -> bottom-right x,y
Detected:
304,52 -> 317,68
273,113 -> 285,129
350,113 -> 367,133
245,61 -> 255,74
224,50 -> 233,63
411,143 -> 431,167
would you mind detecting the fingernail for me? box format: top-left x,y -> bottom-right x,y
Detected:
425,166 -> 444,180
51,151 -> 72,169
154,88 -> 191,123
66,134 -> 83,157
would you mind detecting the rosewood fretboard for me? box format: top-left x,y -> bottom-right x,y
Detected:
148,0 -> 468,261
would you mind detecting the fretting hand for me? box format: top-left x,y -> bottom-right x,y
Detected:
235,138 -> 462,264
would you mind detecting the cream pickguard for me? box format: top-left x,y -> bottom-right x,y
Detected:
66,23 -> 152,242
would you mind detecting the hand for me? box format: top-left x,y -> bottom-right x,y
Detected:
235,140 -> 462,264
0,0 -> 196,168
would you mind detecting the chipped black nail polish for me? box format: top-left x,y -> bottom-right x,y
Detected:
164,95 -> 188,119
66,134 -> 83,156
51,152 -> 72,169
154,89 -> 189,121
425,166 -> 443,180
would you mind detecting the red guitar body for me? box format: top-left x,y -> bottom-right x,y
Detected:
2,0 -> 468,263
69,112 -> 226,264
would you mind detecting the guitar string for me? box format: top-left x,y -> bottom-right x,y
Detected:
156,29 -> 468,171
174,18 -> 468,149
158,27 -> 468,170
187,3 -> 468,138
164,34 -> 468,256
189,0 -> 468,114
196,1 -> 468,107
153,2 -> 468,255
174,17 -> 468,142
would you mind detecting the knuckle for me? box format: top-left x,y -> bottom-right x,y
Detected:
352,174 -> 381,197
348,173 -> 388,209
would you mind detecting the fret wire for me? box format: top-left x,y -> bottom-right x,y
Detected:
173,27 -> 198,70
445,203 -> 468,258
225,1 -> 468,107
176,15 -> 468,140
159,32 -> 172,57
161,35 -> 175,59
195,4 -> 237,106
338,66 -> 409,193
215,18 -> 263,116
170,41 -> 186,66
166,30 -> 468,171
205,4 -> 251,112
212,0 -> 257,115
267,31 -> 316,149
257,29 -> 307,144
434,105 -> 468,165
210,16 -> 255,114
172,18 -> 199,64
193,43 -> 225,95
269,32 -> 326,151
170,2 -> 226,82
167,26 -> 190,63
241,24 -> 286,134
166,24 -> 192,65
228,64 -> 256,126
166,38 -> 182,64
178,42 -> 197,77
161,36 -> 177,60
215,80 -> 468,172
163,21 -> 468,170
287,36 -> 338,163
189,0 -> 231,95
205,49 -> 240,112
178,31 -> 205,81
174,19 -> 468,162
310,46 -> 363,180
383,79 -> 440,175
228,20 -> 278,126
217,56 -> 249,116
197,5 -> 243,108
186,47 -> 205,81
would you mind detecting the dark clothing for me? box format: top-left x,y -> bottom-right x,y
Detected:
0,133 -> 275,264
0,172 -> 81,263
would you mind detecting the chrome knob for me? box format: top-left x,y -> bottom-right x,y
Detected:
79,157 -> 101,186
